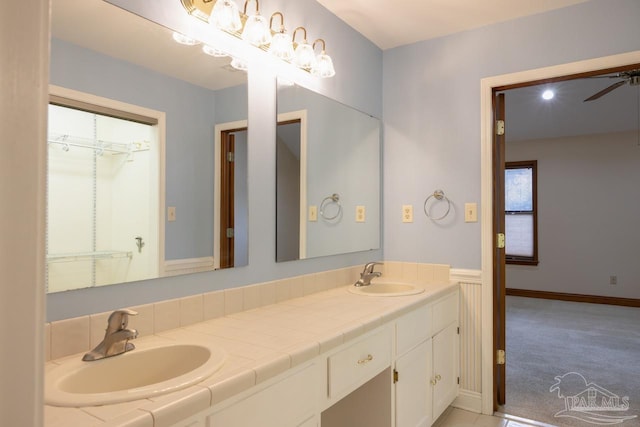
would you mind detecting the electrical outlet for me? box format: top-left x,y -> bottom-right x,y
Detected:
356,205 -> 366,222
167,206 -> 176,222
309,205 -> 318,222
465,203 -> 478,222
402,205 -> 413,223
610,275 -> 617,285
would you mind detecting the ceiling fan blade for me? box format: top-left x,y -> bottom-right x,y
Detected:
583,80 -> 627,102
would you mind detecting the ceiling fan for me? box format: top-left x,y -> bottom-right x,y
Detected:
583,69 -> 640,102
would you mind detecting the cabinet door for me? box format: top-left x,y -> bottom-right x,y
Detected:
395,339 -> 432,427
431,322 -> 459,421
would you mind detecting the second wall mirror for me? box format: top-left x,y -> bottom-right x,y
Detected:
276,80 -> 381,262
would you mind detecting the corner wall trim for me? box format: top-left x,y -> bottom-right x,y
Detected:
506,288 -> 640,308
451,268 -> 482,284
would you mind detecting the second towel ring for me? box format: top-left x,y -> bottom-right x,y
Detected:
320,193 -> 342,220
423,190 -> 451,221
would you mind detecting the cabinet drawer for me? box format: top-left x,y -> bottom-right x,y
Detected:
432,290 -> 458,334
327,327 -> 391,400
396,304 -> 431,357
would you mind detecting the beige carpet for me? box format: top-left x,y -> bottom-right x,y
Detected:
500,296 -> 640,427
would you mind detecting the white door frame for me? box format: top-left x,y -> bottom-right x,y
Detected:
479,50 -> 640,414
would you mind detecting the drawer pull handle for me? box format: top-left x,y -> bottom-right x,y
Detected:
357,354 -> 373,365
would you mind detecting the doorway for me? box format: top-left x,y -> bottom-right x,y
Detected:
215,121 -> 248,270
478,50 -> 640,415
491,62 -> 640,422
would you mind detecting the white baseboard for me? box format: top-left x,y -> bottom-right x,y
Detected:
452,389 -> 483,414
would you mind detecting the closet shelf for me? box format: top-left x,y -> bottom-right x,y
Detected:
47,133 -> 150,155
47,250 -> 133,263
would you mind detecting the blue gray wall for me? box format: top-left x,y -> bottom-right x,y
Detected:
382,0 -> 640,269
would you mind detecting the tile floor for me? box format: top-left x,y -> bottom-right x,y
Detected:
434,408 -> 558,427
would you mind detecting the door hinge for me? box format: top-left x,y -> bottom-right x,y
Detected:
227,151 -> 235,162
497,349 -> 506,365
496,233 -> 505,249
393,369 -> 399,384
457,326 -> 460,335
496,120 -> 505,136
457,377 -> 460,385
226,227 -> 234,238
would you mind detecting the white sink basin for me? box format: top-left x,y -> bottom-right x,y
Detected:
348,282 -> 425,297
45,341 -> 226,407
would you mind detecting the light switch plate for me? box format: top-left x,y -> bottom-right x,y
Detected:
356,205 -> 366,222
464,203 -> 477,222
167,206 -> 176,222
309,205 -> 318,222
402,205 -> 413,223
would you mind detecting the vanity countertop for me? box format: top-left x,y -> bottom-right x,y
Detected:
44,281 -> 458,427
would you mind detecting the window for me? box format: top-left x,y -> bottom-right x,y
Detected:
505,160 -> 538,265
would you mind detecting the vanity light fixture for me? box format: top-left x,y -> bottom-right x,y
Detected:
172,31 -> 200,45
210,0 -> 242,32
268,12 -> 294,61
180,0 -> 215,22
241,0 -> 271,47
311,39 -> 335,78
292,27 -> 316,70
177,0 -> 336,78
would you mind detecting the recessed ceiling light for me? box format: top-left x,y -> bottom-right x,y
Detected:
542,89 -> 555,100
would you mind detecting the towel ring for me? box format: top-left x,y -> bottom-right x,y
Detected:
423,190 -> 451,221
320,193 -> 342,220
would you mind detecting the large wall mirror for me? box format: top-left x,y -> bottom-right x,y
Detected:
276,80 -> 381,262
48,0 -> 248,293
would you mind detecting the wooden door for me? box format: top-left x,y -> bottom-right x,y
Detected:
220,131 -> 235,269
493,92 -> 507,408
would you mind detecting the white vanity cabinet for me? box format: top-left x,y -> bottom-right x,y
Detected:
394,290 -> 459,427
170,287 -> 459,427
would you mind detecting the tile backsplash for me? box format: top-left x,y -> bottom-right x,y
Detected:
46,261 -> 450,361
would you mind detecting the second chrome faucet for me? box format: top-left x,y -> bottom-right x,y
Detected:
354,261 -> 383,287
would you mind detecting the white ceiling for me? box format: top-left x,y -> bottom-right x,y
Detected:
317,0 -> 591,50
505,76 -> 640,142
52,0 -> 639,141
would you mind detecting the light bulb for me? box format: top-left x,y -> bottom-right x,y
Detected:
210,0 -> 242,32
269,32 -> 294,61
312,53 -> 335,78
542,89 -> 555,100
242,14 -> 272,46
294,43 -> 316,70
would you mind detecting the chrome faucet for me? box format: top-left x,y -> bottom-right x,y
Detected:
354,262 -> 383,287
82,309 -> 138,361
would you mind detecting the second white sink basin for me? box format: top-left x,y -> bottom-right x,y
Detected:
45,341 -> 226,407
348,282 -> 425,297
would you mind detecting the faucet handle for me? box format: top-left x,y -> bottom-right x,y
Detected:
107,309 -> 138,330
